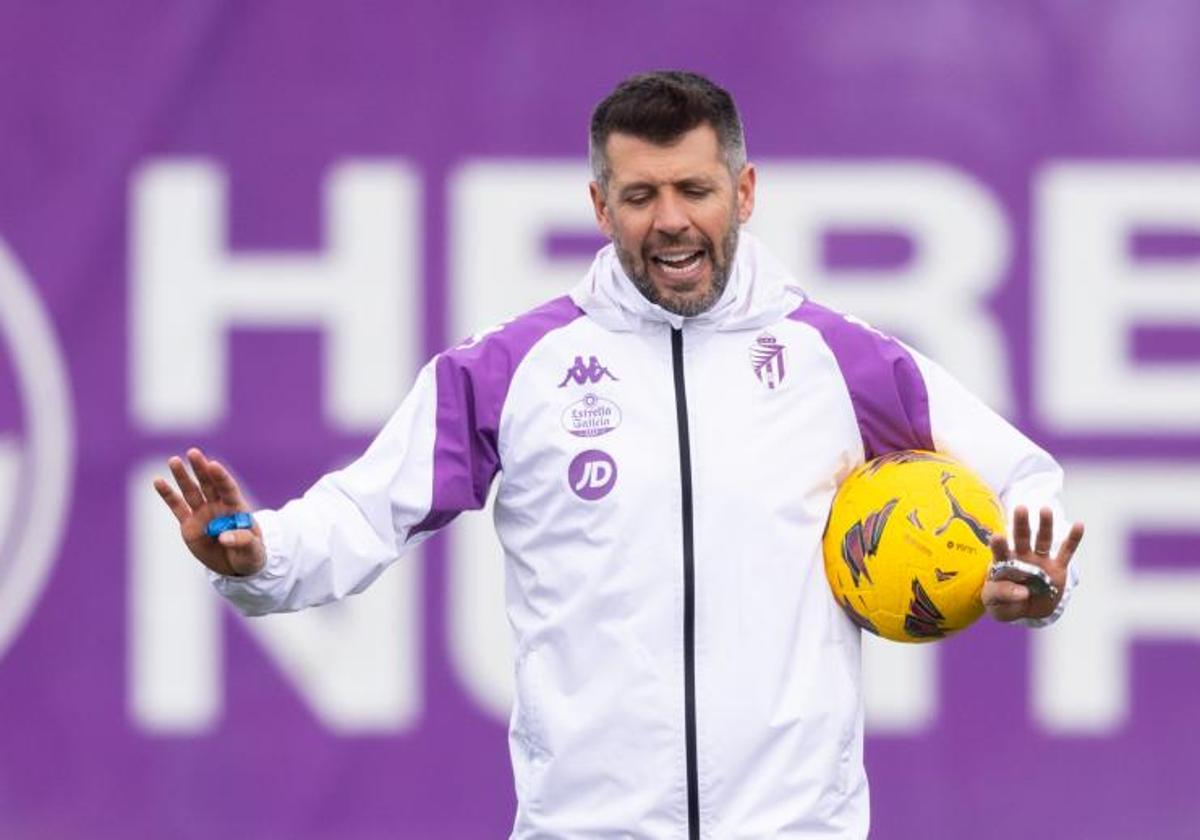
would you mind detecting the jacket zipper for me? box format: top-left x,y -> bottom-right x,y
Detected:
671,327 -> 700,840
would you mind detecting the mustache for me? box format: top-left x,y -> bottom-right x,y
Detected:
641,233 -> 713,254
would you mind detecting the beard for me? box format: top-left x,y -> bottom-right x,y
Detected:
613,218 -> 740,318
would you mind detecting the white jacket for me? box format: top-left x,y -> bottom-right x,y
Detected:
213,233 -> 1076,839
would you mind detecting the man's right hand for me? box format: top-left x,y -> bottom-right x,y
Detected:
153,447 -> 266,577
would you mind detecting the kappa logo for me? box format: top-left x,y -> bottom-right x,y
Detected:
749,333 -> 786,390
568,449 -> 618,500
0,240 -> 74,665
558,355 -> 619,388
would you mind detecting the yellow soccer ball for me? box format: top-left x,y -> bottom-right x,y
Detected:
823,450 -> 1006,643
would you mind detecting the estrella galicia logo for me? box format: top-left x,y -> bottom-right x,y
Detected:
568,449 -> 617,500
557,355 -> 618,388
0,240 -> 75,663
561,393 -> 621,438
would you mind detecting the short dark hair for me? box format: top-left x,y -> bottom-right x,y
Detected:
588,70 -> 747,188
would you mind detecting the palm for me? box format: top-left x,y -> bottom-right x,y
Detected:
179,498 -> 236,566
983,506 -> 1084,622
153,448 -> 265,577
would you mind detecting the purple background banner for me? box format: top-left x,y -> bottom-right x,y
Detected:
2,2 -> 1199,838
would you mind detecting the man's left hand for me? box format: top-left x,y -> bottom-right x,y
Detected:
982,506 -> 1085,622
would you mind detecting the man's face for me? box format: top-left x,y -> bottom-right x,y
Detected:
589,123 -> 756,317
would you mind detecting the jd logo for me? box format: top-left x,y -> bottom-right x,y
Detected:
0,240 -> 74,663
568,449 -> 618,501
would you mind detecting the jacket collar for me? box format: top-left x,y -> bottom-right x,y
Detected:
570,231 -> 805,332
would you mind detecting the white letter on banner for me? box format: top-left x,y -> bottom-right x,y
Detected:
861,632 -> 936,733
750,162 -> 1012,415
446,162 -> 596,719
128,458 -> 422,734
130,160 -> 420,432
1035,165 -> 1200,432
449,162 -> 596,337
1032,461 -> 1200,734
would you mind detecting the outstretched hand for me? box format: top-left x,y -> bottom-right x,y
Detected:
982,505 -> 1084,622
153,447 -> 266,577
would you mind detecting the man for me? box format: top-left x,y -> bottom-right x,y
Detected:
155,71 -> 1083,838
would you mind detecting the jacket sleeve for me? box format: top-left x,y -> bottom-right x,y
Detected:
207,295 -> 584,617
908,347 -> 1080,626
209,356 -> 491,616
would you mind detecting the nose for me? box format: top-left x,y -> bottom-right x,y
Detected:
652,190 -> 691,237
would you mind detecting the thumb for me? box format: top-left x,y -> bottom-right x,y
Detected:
217,528 -> 266,576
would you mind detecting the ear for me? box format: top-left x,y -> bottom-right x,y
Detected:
589,181 -> 614,238
735,163 -> 756,224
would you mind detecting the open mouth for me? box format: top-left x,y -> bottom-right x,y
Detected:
650,249 -> 706,278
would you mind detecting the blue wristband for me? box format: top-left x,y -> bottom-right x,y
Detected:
206,512 -> 254,539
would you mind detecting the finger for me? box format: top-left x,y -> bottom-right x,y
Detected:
208,460 -> 248,510
981,580 -> 1030,622
982,579 -> 1030,607
1033,507 -> 1054,560
153,478 -> 192,523
217,528 -> 265,576
987,600 -> 1031,623
1012,505 -> 1031,556
168,456 -> 205,510
187,448 -> 219,507
989,533 -> 1010,564
1056,521 -> 1085,568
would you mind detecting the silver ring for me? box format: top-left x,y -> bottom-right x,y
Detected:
1034,549 -> 1051,557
